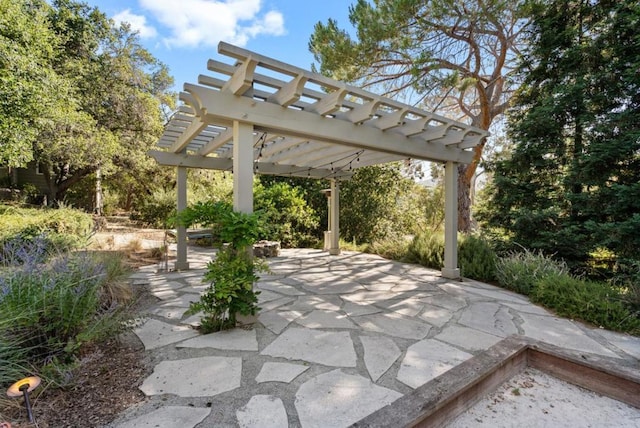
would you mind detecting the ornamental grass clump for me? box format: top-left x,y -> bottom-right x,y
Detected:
495,248 -> 569,295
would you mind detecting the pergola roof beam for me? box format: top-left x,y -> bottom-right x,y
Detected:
198,127 -> 233,155
307,88 -> 348,116
168,115 -> 209,153
267,75 -> 307,107
222,57 -> 257,95
340,100 -> 381,124
183,83 -> 474,164
259,137 -> 309,158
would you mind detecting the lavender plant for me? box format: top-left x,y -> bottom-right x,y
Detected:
0,247 -> 129,384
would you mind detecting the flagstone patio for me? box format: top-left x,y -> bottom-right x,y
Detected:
109,247 -> 640,428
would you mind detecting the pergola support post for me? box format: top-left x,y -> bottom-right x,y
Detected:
329,179 -> 340,255
174,165 -> 190,271
442,161 -> 460,279
233,120 -> 254,213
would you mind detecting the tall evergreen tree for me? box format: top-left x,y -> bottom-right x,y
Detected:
480,0 -> 640,265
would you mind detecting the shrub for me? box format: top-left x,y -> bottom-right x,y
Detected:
495,248 -> 569,295
131,189 -> 176,228
367,234 -> 411,261
0,205 -> 93,258
0,250 -> 130,379
254,182 -> 320,248
406,232 -> 496,281
532,273 -> 640,333
459,234 -> 497,282
185,209 -> 264,332
0,315 -> 35,390
407,232 -> 444,270
610,259 -> 640,313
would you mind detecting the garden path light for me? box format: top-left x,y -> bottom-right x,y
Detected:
6,375 -> 41,423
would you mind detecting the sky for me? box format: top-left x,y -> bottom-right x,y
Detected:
81,0 -> 354,92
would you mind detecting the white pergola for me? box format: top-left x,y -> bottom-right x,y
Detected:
149,42 -> 488,278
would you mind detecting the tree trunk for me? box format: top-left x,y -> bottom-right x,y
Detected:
457,141 -> 485,233
95,167 -> 103,215
457,164 -> 473,232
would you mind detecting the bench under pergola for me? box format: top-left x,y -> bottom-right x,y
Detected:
149,42 -> 488,279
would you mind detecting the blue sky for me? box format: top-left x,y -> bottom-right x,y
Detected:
81,0 -> 353,92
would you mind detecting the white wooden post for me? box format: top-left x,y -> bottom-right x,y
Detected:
174,165 -> 190,271
233,120 -> 254,213
442,161 -> 460,279
329,179 -> 340,255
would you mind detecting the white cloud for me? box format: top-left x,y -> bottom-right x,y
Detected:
139,0 -> 285,48
112,9 -> 158,39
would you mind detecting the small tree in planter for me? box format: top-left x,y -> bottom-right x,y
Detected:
179,202 -> 264,332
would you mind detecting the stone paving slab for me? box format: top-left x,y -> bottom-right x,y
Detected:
114,406 -> 210,428
259,310 -> 303,334
177,328 -> 258,351
117,248 -> 640,428
133,319 -> 199,350
360,336 -> 401,381
255,362 -> 309,383
457,301 -> 518,337
295,310 -> 358,329
518,312 -> 619,357
237,395 -> 288,428
257,281 -> 306,296
418,304 -> 454,327
140,356 -> 242,397
352,313 -> 431,340
435,324 -> 504,352
397,339 -> 473,389
261,327 -> 357,367
295,369 -> 402,428
285,295 -> 343,312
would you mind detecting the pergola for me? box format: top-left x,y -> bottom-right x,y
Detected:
149,42 -> 488,278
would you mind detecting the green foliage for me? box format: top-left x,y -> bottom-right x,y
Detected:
532,273 -> 640,334
0,250 -> 131,385
0,0 -> 174,205
407,232 -> 444,270
0,205 -> 93,260
367,234 -> 411,261
481,0 -> 640,270
131,189 -> 176,228
194,249 -> 263,332
458,235 -> 497,282
254,182 -> 320,247
340,164 -> 417,244
495,248 -> 569,295
309,0 -> 526,229
258,175 -> 328,235
407,232 -> 497,281
609,259 -> 640,313
0,0 -> 70,167
0,315 -> 34,390
183,205 -> 264,333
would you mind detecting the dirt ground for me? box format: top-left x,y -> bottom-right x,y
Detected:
0,217 -> 171,428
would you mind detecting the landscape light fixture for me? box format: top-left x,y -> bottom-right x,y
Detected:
6,376 -> 41,423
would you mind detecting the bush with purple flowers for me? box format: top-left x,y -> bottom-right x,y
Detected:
0,226 -> 130,387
